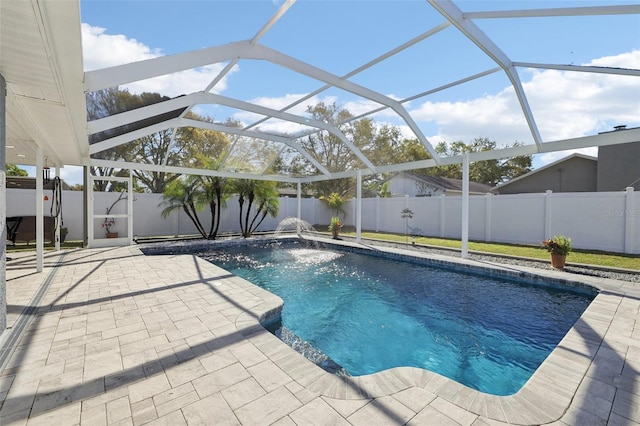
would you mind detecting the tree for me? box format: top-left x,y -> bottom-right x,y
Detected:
160,177 -> 208,238
195,155 -> 231,240
87,89 -> 231,193
414,137 -> 532,186
235,179 -> 280,238
160,162 -> 232,240
87,88 -> 162,191
277,102 -> 406,197
6,164 -> 28,176
319,192 -> 348,219
363,137 -> 432,197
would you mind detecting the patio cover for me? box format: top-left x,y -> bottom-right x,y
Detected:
1,0 -> 639,177
1,0 -> 640,334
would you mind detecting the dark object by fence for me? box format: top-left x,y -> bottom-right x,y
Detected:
6,216 -> 57,245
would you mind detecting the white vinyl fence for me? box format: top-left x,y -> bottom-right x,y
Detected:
356,189 -> 639,254
7,188 -> 639,254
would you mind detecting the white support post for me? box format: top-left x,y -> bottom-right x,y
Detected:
87,167 -> 94,247
36,147 -> 44,272
544,190 -> 553,239
128,171 -> 134,245
624,187 -> 636,254
356,170 -> 362,243
55,166 -> 61,251
1,73 -> 7,334
461,153 -> 470,259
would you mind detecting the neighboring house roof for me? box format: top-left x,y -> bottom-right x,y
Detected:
389,172 -> 493,194
6,176 -> 73,191
277,187 -> 314,197
490,153 -> 597,193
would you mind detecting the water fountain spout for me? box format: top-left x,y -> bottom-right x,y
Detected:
274,217 -> 315,236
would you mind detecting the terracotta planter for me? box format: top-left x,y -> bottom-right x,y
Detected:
106,232 -> 119,239
550,254 -> 567,269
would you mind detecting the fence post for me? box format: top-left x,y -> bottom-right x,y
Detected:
375,195 -> 380,232
624,187 -> 636,254
297,182 -> 302,221
485,193 -> 492,242
174,203 -> 180,237
440,194 -> 446,238
544,190 -> 553,238
352,197 -> 356,228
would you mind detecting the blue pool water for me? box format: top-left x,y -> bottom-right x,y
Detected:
201,242 -> 594,395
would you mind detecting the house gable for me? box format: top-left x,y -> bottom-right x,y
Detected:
492,154 -> 597,194
386,172 -> 492,197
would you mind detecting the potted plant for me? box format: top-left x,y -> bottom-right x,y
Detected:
103,190 -> 127,238
542,235 -> 571,269
328,216 -> 343,239
102,217 -> 117,238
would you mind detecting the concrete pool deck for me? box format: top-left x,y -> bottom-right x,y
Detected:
0,240 -> 638,425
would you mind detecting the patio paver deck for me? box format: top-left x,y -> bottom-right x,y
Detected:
1,243 -> 638,425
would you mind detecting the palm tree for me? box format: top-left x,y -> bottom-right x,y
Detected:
320,192 -> 348,219
196,156 -> 230,239
248,182 -> 280,234
160,177 -> 207,238
236,179 -> 280,237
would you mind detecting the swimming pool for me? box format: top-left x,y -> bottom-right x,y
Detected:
199,240 -> 595,396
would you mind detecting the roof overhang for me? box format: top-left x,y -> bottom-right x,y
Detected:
1,0 -> 87,167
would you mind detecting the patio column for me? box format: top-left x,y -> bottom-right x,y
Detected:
356,170 -> 362,243
1,73 -> 7,334
36,147 -> 44,272
83,166 -> 89,247
55,166 -> 61,251
461,153 -> 469,258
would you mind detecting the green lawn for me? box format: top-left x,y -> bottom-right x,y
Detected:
7,233 -> 639,271
340,231 -> 640,271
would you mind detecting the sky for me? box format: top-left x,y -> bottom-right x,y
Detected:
28,1 -> 640,185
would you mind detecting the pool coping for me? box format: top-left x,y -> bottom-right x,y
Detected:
141,235 -> 639,425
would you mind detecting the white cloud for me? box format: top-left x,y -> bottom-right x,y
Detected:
407,50 -> 640,167
231,94 -> 338,135
79,22 -> 638,172
81,24 -> 161,71
410,86 -> 532,145
60,166 -> 84,187
81,23 -> 231,97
